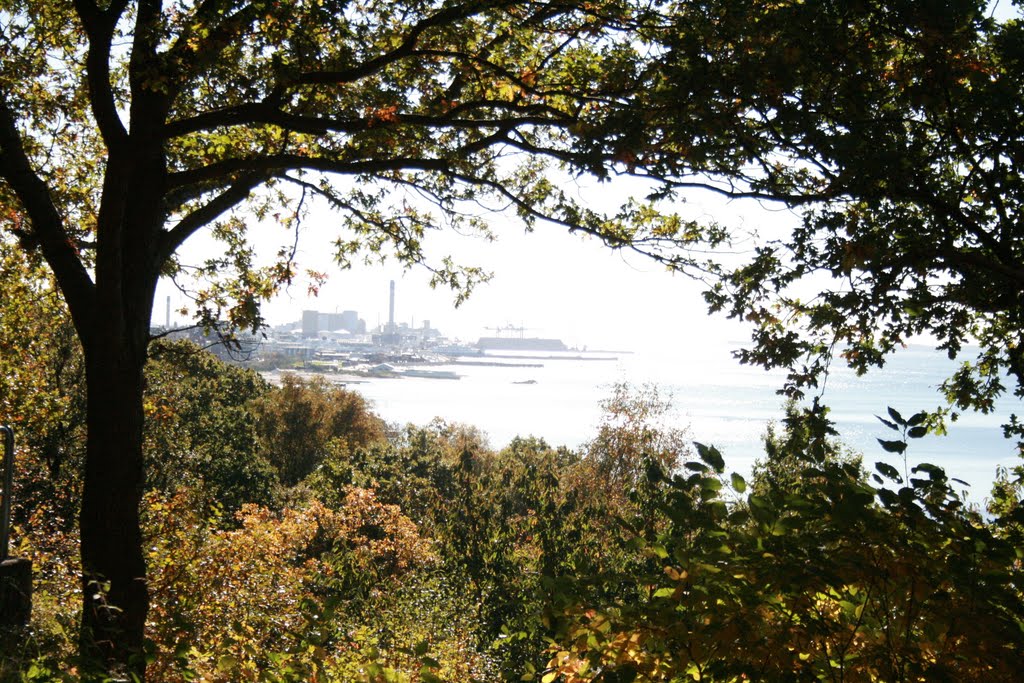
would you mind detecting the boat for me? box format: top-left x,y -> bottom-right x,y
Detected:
400,368 -> 460,380
476,336 -> 567,352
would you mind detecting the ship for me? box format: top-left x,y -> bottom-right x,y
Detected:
475,336 -> 567,352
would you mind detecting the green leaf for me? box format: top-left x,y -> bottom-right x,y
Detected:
912,463 -> 945,480
875,461 -> 902,481
216,655 -> 237,673
731,472 -> 747,493
877,488 -> 898,507
877,438 -> 907,454
887,407 -> 906,426
875,415 -> 899,431
700,476 -> 723,493
747,494 -> 774,525
694,441 -> 725,472
907,426 -> 928,439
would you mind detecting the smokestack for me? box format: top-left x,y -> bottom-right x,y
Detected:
165,296 -> 170,329
388,280 -> 395,332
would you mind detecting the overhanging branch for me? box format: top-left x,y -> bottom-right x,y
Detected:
157,172 -> 267,267
165,97 -> 571,139
0,94 -> 97,338
73,0 -> 130,150
167,155 -> 451,190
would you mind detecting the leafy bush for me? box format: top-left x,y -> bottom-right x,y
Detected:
144,488 -> 439,682
145,340 -> 280,513
544,418 -> 1024,682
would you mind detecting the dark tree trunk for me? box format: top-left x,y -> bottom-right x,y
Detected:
78,323 -> 150,680
71,96 -> 166,678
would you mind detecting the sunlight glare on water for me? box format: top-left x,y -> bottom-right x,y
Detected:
342,341 -> 1019,502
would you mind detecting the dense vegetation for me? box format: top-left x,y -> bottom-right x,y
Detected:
3,0 -> 1024,678
3,245 -> 1023,681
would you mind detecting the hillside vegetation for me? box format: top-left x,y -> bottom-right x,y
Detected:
2,246 -> 1022,681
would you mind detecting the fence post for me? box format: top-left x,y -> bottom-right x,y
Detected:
1,425 -> 32,629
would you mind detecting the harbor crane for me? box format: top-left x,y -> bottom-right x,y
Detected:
484,324 -> 534,339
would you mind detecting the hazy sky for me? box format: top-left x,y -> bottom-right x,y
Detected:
156,173 -> 802,352
156,1 -> 1022,352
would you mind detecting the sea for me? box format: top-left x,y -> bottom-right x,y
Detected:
330,342 -> 1020,504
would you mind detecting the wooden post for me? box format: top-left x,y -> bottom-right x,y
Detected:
0,557 -> 32,628
1,425 -> 12,561
1,426 -> 31,629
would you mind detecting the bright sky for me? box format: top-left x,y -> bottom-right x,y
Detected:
156,0 -> 1022,352
156,174 -> 801,353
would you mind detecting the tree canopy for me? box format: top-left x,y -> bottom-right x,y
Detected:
1,0 -> 698,335
640,0 -> 1024,425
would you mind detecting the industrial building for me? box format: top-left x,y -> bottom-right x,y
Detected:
301,309 -> 366,338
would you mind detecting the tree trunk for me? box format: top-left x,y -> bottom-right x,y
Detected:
78,323 -> 149,681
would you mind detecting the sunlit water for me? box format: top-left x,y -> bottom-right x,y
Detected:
318,343 -> 1019,503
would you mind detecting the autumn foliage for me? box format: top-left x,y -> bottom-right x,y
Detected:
3,243 -> 1024,681
4,330 -> 1022,681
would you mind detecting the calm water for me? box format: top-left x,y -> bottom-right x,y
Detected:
339,343 -> 1019,501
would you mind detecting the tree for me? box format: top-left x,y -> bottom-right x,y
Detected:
251,373 -> 385,487
0,1 -> 698,677
585,382 -> 690,488
144,339 -> 281,513
637,0 -> 1024,424
753,399 -> 862,496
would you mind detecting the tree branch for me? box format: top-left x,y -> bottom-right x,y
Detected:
73,0 -> 130,149
165,98 -> 569,139
294,0 -> 503,87
166,155 -> 451,190
164,0 -> 262,104
156,172 -> 267,267
0,94 -> 97,340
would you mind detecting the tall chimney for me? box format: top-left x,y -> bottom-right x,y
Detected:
165,296 -> 171,329
388,280 -> 395,332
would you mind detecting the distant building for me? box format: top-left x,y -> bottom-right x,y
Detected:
301,310 -> 319,337
372,318 -> 443,348
302,309 -> 366,337
155,322 -> 265,361
328,310 -> 365,334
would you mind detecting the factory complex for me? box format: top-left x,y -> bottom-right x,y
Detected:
154,280 -> 583,379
